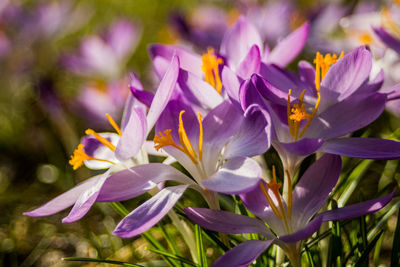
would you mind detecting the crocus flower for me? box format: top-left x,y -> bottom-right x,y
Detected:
112,98 -> 271,238
24,56 -> 180,223
185,154 -> 393,267
150,16 -> 309,113
242,46 -> 400,178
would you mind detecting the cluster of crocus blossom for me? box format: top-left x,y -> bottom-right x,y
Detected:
25,13 -> 400,267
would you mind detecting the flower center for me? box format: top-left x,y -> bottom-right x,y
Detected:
358,32 -> 373,45
286,52 -> 343,141
201,47 -> 224,94
69,113 -> 121,170
259,166 -> 293,234
382,7 -> 400,38
154,110 -> 203,165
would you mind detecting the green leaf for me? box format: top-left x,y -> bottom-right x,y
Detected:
391,210 -> 400,266
110,202 -> 130,217
62,257 -> 143,266
148,248 -> 198,267
304,244 -> 315,267
158,223 -> 183,258
195,224 -> 208,267
354,231 -> 383,267
142,232 -> 179,267
327,200 -> 343,267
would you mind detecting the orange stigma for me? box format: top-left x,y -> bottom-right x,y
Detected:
69,144 -> 115,170
201,47 -> 224,94
154,110 -> 204,164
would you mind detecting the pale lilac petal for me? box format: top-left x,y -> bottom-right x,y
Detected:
268,22 -> 309,67
251,74 -> 289,106
115,107 -> 147,160
280,138 -> 324,156
202,157 -> 262,194
298,60 -> 315,88
220,16 -> 263,70
146,55 -> 179,133
320,138 -> 400,160
62,172 -> 110,223
212,240 -> 273,267
239,78 -> 266,111
319,193 -> 394,222
130,86 -> 154,108
185,208 -> 273,237
107,20 -> 140,60
240,181 -> 269,218
24,175 -> 99,217
236,45 -> 261,79
321,46 -> 372,106
178,69 -> 223,110
97,163 -> 195,202
357,70 -> 384,94
82,133 -> 119,169
373,27 -> 400,55
223,104 -> 271,159
305,93 -> 386,139
114,185 -> 188,238
149,44 -> 202,78
222,66 -> 241,106
291,154 -> 341,228
278,216 -> 323,243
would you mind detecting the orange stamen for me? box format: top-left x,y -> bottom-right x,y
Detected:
201,47 -> 224,94
69,144 -> 115,170
85,129 -> 116,152
106,113 -> 122,136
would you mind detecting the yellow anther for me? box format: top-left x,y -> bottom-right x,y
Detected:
85,129 -> 116,152
197,113 -> 203,161
154,110 -> 204,165
69,144 -> 115,170
259,166 -> 291,233
201,47 -> 224,94
179,111 -> 198,164
287,89 -> 311,141
106,113 -> 122,136
314,51 -> 344,91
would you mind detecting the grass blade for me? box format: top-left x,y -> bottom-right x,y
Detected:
195,224 -> 208,267
148,248 -> 198,267
63,257 -> 143,266
391,210 -> 400,266
354,231 -> 383,267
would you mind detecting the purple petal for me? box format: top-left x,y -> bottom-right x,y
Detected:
185,207 -> 273,237
373,27 -> 400,55
321,46 -> 372,106
357,70 -> 384,94
223,104 -> 271,159
239,77 -> 266,111
107,19 -> 140,60
268,22 -> 309,67
291,154 -> 341,228
236,44 -> 261,79
62,172 -> 110,223
220,16 -> 263,70
280,138 -> 324,156
240,181 -> 269,218
130,86 -> 154,108
222,66 -> 241,106
319,193 -> 394,222
146,55 -> 179,133
278,216 -> 323,243
24,175 -> 99,217
259,64 -> 299,97
320,138 -> 400,160
298,60 -> 315,88
305,93 -> 386,139
149,44 -> 202,78
212,240 -> 273,267
177,69 -> 223,110
202,157 -> 262,194
251,74 -> 289,106
114,185 -> 188,238
97,163 -> 195,202
115,107 -> 147,161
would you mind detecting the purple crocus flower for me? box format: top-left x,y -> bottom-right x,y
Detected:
185,154 -> 393,267
111,97 -> 271,238
24,56 -> 180,223
242,46 -> 400,177
150,16 -> 309,113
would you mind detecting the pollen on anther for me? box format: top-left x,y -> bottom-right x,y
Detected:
69,144 -> 92,170
154,129 -> 176,151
